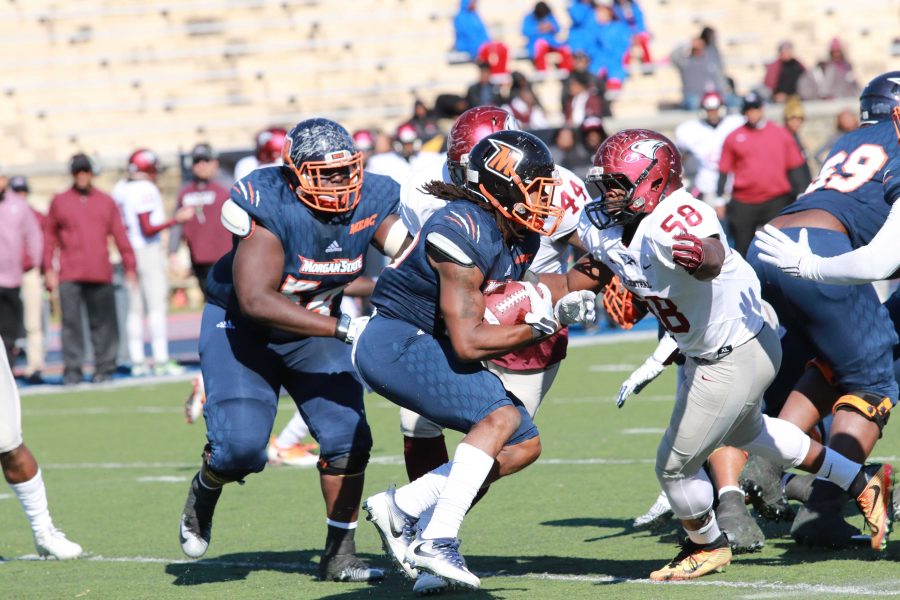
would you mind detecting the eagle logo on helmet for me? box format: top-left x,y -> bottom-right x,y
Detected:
485,139 -> 525,182
625,139 -> 666,163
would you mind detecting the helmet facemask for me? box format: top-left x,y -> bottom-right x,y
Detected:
585,158 -> 662,229
474,169 -> 563,236
285,149 -> 364,213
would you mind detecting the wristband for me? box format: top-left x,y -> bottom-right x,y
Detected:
335,313 -> 352,342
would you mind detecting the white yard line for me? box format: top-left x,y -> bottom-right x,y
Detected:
4,554 -> 898,596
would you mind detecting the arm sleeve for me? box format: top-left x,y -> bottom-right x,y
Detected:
802,198 -> 900,284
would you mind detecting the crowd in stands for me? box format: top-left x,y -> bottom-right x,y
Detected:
0,2 -> 868,387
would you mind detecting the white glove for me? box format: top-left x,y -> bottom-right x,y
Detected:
753,225 -> 819,279
343,315 -> 370,344
616,333 -> 677,408
554,290 -> 597,326
522,281 -> 559,337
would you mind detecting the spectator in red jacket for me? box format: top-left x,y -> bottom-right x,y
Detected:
717,93 -> 810,256
43,154 -> 137,385
763,40 -> 806,103
168,144 -> 233,300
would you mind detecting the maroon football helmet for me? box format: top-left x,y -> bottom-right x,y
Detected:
256,127 -> 287,164
585,129 -> 683,229
447,106 -> 519,186
392,122 -> 421,158
127,148 -> 160,177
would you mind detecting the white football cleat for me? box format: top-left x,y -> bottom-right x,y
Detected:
35,527 -> 83,560
413,571 -> 450,596
184,375 -> 206,424
405,536 -> 479,591
633,490 -> 673,529
363,486 -> 419,579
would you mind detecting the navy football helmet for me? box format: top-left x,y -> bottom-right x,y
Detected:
465,130 -> 562,235
282,118 -> 364,213
859,71 -> 900,125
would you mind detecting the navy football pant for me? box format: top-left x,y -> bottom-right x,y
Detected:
354,315 -> 539,446
747,227 -> 898,415
200,304 -> 372,480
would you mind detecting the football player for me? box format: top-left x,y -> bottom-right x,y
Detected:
553,128 -> 890,580
355,130 -> 594,591
0,335 -> 82,560
177,118 -> 411,583
232,126 -> 287,181
735,71 -> 900,548
395,105 -> 594,594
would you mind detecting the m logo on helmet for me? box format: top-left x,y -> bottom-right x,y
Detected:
485,139 -> 524,181
625,139 -> 666,162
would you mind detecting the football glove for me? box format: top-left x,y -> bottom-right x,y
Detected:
522,281 -> 559,338
672,230 -> 704,273
616,334 -> 678,408
554,290 -> 597,326
753,224 -> 817,279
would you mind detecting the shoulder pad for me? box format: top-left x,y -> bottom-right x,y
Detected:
425,231 -> 474,267
220,198 -> 252,237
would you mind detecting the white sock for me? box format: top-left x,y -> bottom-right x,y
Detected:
816,448 -> 861,491
394,463 -> 452,519
10,469 -> 54,535
685,513 -> 722,546
422,443 -> 494,540
276,411 -> 310,447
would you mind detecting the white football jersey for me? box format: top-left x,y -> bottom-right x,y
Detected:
112,179 -> 166,250
674,115 -> 743,197
577,188 -> 766,359
233,157 -> 281,182
401,163 -> 587,275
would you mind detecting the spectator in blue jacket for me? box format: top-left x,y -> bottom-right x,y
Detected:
454,0 -> 509,75
593,1 -> 632,92
454,0 -> 490,58
567,0 -> 598,60
614,0 -> 653,74
522,2 -> 574,71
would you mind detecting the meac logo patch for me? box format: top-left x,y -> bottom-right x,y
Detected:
485,139 -> 524,181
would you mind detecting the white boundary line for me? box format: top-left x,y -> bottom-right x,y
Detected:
3,554 -> 898,596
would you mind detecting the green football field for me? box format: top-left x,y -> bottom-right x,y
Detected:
3,338 -> 899,599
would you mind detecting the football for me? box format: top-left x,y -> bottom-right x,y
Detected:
483,281 -> 532,325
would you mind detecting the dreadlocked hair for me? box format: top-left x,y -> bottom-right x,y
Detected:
420,180 -> 524,242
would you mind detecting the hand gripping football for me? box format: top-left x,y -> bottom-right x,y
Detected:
483,281 -> 532,325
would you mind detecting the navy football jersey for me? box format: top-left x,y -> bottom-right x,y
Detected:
781,120 -> 900,248
372,200 -> 540,336
206,166 -> 400,330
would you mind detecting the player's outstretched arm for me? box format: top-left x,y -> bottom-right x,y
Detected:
754,203 -> 900,284
431,254 -> 552,362
233,225 -> 342,338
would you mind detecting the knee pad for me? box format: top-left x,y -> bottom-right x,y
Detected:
833,392 -> 892,432
399,407 -> 444,438
657,469 -> 714,520
317,451 -> 370,477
